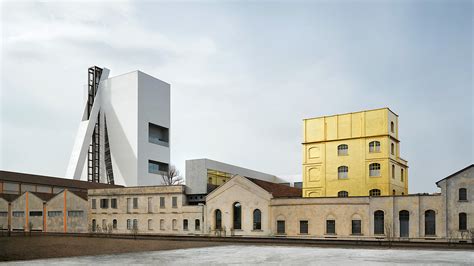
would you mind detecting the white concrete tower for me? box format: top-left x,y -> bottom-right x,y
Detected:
67,67 -> 170,186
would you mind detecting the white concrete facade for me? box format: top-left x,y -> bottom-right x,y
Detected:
67,68 -> 170,186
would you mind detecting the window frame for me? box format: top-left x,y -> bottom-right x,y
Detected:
459,212 -> 467,231
337,191 -> 349,197
253,209 -> 262,230
326,219 -> 336,235
299,220 -> 309,234
337,144 -> 348,156
459,188 -> 467,201
351,219 -> 362,235
369,141 -> 381,153
338,166 -> 349,179
369,163 -> 381,177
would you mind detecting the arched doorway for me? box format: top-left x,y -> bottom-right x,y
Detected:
399,210 -> 409,237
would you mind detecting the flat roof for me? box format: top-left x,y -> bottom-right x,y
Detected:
303,107 -> 398,121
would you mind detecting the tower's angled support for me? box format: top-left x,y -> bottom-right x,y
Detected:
66,67 -> 109,181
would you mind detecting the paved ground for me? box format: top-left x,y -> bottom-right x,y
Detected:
5,245 -> 474,265
0,235 -> 226,262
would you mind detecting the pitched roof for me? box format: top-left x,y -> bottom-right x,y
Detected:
69,190 -> 88,201
0,193 -> 21,202
435,164 -> 474,186
30,192 -> 56,202
0,170 -> 123,190
246,177 -> 302,198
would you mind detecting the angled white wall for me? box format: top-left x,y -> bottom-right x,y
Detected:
67,69 -> 170,187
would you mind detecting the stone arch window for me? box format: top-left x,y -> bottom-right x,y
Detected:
369,163 -> 381,177
92,219 -> 97,232
391,143 -> 395,155
391,121 -> 395,133
172,219 -> 177,230
253,209 -> 262,230
337,191 -> 348,197
374,210 -> 384,235
215,209 -> 222,230
401,169 -> 404,182
369,141 -> 381,153
337,144 -> 348,156
183,219 -> 188,231
424,210 -> 436,236
195,219 -> 201,231
399,210 -> 409,237
369,189 -> 381,196
459,213 -> 467,231
338,166 -> 348,179
392,189 -> 396,195
459,188 -> 467,201
392,165 -> 395,179
148,219 -> 153,230
112,219 -> 117,229
160,219 -> 165,230
233,202 -> 242,230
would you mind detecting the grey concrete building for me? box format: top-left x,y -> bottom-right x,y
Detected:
185,158 -> 288,197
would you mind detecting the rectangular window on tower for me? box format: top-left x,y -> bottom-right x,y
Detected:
148,160 -> 169,175
149,123 -> 169,147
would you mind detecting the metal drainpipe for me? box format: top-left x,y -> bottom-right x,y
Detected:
445,181 -> 449,239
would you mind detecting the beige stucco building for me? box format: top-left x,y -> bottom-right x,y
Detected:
1,165 -> 472,243
88,186 -> 204,235
204,165 -> 472,241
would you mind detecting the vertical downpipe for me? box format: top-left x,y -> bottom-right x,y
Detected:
43,202 -> 47,233
25,192 -> 29,231
63,190 -> 67,233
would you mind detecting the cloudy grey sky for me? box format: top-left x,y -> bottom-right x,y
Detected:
1,0 -> 472,193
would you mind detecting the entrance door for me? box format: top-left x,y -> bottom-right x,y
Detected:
399,210 -> 409,238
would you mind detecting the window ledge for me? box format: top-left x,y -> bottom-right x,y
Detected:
252,229 -> 263,232
325,233 -> 337,236
350,233 -> 363,236
298,233 -> 309,235
458,200 -> 468,202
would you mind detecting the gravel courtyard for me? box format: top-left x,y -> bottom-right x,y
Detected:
5,245 -> 474,265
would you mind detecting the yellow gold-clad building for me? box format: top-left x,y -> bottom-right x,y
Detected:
302,108 -> 408,197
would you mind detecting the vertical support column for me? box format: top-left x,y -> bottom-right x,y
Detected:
63,190 -> 67,233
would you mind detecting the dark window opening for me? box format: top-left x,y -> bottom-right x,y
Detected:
326,220 -> 336,234
277,220 -> 285,234
29,211 -> 42,217
215,209 -> 222,230
148,160 -> 169,175
253,209 -> 262,230
149,123 -> 169,147
459,188 -> 467,201
100,199 -> 109,209
459,213 -> 467,231
233,202 -> 242,230
300,220 -> 309,234
352,220 -> 361,235
425,210 -> 436,236
374,210 -> 384,235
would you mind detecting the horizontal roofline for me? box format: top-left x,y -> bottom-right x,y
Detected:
303,107 -> 398,121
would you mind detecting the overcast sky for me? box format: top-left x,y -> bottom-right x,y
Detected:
1,0 -> 472,193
